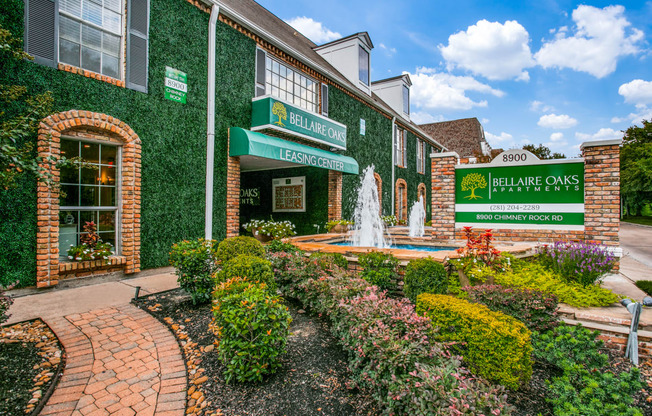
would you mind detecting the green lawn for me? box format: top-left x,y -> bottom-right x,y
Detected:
622,216 -> 652,226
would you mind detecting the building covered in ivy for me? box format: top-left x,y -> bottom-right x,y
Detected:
0,0 -> 445,288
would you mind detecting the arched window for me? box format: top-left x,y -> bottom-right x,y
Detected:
374,172 -> 382,215
395,179 -> 407,222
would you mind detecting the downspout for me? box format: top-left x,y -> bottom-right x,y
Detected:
205,4 -> 219,240
391,117 -> 396,215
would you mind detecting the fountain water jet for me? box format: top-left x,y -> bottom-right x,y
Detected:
351,165 -> 387,248
408,195 -> 426,237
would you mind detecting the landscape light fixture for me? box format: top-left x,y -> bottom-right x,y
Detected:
621,298 -> 642,366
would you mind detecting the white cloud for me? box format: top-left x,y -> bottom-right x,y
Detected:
440,20 -> 534,81
618,79 -> 652,106
613,107 -> 652,125
481,118 -> 490,124
378,43 -> 397,57
408,67 -> 505,111
534,5 -> 644,78
550,132 -> 564,142
411,111 -> 444,124
530,100 -> 555,113
538,113 -> 578,129
575,128 -> 623,142
285,17 -> 341,44
485,131 -> 514,147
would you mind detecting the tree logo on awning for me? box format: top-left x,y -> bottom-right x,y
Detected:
272,101 -> 287,127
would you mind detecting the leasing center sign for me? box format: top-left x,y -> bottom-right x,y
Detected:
455,150 -> 584,230
251,96 -> 347,150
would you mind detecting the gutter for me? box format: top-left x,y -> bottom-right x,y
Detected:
391,117 -> 396,215
205,4 -> 219,240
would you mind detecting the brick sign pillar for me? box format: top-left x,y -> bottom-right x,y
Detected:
430,152 -> 459,241
226,130 -> 241,238
328,170 -> 342,221
581,139 -> 622,253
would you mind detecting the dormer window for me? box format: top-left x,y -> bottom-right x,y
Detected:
358,46 -> 369,85
403,85 -> 409,115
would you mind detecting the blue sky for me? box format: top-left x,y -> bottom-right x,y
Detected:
256,0 -> 651,156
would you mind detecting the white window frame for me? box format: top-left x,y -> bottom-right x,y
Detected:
403,85 -> 410,115
58,0 -> 125,80
416,139 -> 426,174
358,45 -> 370,86
59,137 -> 122,257
265,54 -> 319,113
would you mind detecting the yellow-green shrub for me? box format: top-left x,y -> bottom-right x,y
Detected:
416,293 -> 532,389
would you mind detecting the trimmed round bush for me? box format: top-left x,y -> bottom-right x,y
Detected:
403,258 -> 447,303
169,238 -> 219,304
217,254 -> 276,291
216,236 -> 264,263
357,251 -> 399,291
212,278 -> 292,383
309,252 -> 348,271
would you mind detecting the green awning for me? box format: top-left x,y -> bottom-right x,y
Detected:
229,127 -> 359,175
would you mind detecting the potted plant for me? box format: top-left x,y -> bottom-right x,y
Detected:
326,219 -> 353,233
381,215 -> 398,227
67,221 -> 114,262
242,218 -> 297,242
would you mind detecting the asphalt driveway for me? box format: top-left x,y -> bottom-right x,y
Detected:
620,221 -> 652,269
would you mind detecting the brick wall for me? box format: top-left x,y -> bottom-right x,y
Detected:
430,142 -> 621,261
226,130 -> 241,238
36,110 -> 141,288
430,152 -> 458,241
328,170 -> 342,222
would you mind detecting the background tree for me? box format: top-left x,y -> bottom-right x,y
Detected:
620,120 -> 652,216
522,144 -> 566,160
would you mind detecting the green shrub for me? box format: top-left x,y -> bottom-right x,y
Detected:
496,260 -> 620,307
417,293 -> 532,389
169,238 -> 219,304
533,324 -> 643,415
309,252 -> 348,271
357,251 -> 399,291
403,258 -> 447,303
217,254 -> 276,291
212,278 -> 292,383
264,240 -> 302,255
216,236 -> 265,264
635,280 -> 652,295
463,284 -> 559,333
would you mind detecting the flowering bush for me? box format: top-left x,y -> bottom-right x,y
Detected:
169,238 -> 219,304
381,215 -> 398,226
537,240 -> 616,286
212,278 -> 292,383
66,221 -> 114,261
242,218 -> 296,239
272,253 -> 512,415
463,284 -> 559,333
455,227 -> 506,271
496,259 -> 620,307
357,251 -> 399,291
308,252 -> 348,271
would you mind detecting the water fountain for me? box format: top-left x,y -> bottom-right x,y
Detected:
408,195 -> 426,237
350,165 -> 387,248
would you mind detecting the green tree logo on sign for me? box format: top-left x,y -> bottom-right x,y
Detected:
272,101 -> 287,127
461,173 -> 487,200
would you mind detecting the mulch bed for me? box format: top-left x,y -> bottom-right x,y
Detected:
134,289 -> 378,416
136,288 -> 652,416
0,319 -> 64,416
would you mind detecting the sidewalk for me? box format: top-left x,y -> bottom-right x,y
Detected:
4,270 -> 185,416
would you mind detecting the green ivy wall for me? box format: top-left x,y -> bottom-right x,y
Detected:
0,0 -> 255,285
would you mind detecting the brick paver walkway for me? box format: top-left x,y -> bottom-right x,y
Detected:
40,304 -> 186,416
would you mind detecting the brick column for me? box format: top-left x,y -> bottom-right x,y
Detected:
328,170 -> 342,222
581,139 -> 621,252
431,152 -> 459,241
226,130 -> 241,238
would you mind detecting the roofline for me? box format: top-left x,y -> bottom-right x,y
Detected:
313,32 -> 374,50
205,0 -> 444,151
371,73 -> 412,87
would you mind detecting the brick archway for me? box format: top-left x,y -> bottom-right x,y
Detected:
395,178 -> 408,222
36,110 -> 141,287
417,183 -> 427,211
374,172 -> 382,214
